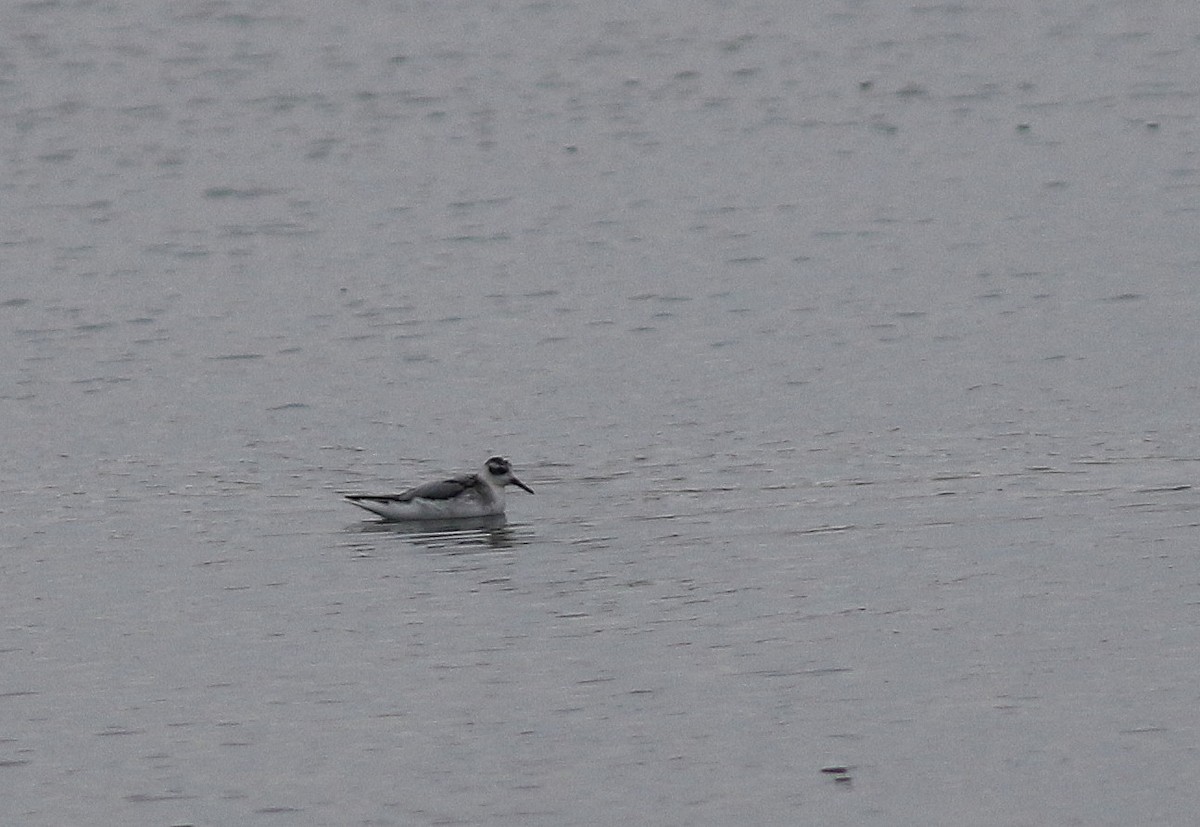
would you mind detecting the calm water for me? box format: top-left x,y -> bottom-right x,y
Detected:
3,2 -> 1200,825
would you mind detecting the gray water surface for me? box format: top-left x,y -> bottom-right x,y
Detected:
3,2 -> 1200,825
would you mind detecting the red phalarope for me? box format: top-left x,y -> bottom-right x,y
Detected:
345,456 -> 534,521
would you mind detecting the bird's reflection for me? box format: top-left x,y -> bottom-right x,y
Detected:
353,514 -> 530,552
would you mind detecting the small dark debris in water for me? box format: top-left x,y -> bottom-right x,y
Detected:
822,765 -> 853,784
1016,122 -> 1031,132
1145,121 -> 1160,130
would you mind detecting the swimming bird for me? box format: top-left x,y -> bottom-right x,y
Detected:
345,456 -> 533,520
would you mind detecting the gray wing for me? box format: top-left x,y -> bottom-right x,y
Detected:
392,473 -> 480,502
